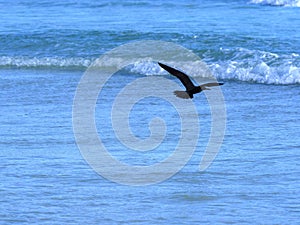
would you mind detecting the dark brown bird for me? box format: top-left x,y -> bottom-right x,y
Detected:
158,62 -> 223,99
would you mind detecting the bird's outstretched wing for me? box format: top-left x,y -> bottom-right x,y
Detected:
200,82 -> 224,87
158,62 -> 196,91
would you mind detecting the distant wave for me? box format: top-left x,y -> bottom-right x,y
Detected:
250,0 -> 300,7
0,56 -> 92,69
1,48 -> 300,85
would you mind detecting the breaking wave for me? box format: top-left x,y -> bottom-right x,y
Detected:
250,0 -> 300,7
1,47 -> 300,85
129,48 -> 300,85
207,48 -> 300,84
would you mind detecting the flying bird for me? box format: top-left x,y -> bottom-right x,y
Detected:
158,62 -> 223,99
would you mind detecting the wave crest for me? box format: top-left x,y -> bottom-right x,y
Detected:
1,49 -> 300,85
250,0 -> 300,7
0,56 -> 92,69
208,48 -> 300,84
128,48 -> 300,85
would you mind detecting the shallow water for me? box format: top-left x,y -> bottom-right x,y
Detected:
1,69 -> 300,224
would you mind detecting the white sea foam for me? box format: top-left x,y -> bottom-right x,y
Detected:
1,49 -> 299,85
250,0 -> 300,7
208,48 -> 300,84
128,48 -> 300,85
0,56 -> 92,69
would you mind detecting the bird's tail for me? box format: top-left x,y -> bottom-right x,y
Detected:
174,91 -> 191,99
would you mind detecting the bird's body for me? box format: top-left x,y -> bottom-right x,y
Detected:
158,62 -> 223,99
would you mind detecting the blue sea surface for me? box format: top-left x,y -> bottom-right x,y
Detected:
1,0 -> 300,224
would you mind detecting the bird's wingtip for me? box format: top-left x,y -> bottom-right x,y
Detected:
157,62 -> 164,67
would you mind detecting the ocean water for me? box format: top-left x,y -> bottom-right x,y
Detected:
1,0 -> 300,224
